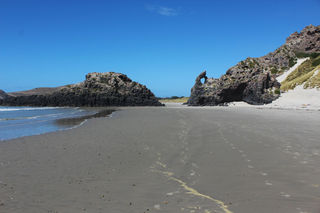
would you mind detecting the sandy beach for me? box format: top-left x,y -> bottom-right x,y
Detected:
1,105 -> 320,213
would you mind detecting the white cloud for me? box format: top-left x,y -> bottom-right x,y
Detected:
146,5 -> 178,16
158,7 -> 178,16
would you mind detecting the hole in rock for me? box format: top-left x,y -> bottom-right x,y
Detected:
221,83 -> 247,102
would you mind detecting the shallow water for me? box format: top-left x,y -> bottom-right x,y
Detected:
0,106 -> 98,141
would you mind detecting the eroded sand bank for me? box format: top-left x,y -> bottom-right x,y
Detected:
1,106 -> 320,213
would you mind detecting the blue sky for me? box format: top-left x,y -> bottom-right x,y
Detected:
1,0 -> 320,97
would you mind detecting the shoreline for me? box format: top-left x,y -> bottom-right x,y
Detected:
0,101 -> 320,142
2,102 -> 319,142
2,103 -> 319,142
55,108 -> 116,127
0,107 -> 117,142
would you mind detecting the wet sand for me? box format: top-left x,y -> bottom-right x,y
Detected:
55,108 -> 115,127
1,104 -> 320,213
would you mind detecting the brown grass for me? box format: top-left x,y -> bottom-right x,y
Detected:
304,65 -> 320,89
281,71 -> 315,91
281,56 -> 320,91
159,97 -> 189,103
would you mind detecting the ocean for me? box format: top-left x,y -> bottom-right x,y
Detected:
0,106 -> 99,141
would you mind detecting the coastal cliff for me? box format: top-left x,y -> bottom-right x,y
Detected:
187,24 -> 320,106
1,72 -> 163,106
0,90 -> 8,101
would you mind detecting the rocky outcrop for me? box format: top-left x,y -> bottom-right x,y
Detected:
286,24 -> 320,53
0,90 -> 8,103
1,72 -> 163,106
188,24 -> 320,106
188,70 -> 280,105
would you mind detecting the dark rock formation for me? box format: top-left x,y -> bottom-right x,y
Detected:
188,70 -> 280,105
0,90 -> 8,103
286,24 -> 320,53
1,72 -> 163,106
188,24 -> 320,106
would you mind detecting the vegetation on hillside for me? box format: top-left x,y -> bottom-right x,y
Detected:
295,52 -> 320,59
281,55 -> 320,91
158,96 -> 189,103
304,65 -> 320,89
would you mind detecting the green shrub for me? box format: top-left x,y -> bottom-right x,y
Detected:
312,57 -> 320,67
296,52 -> 310,58
248,61 -> 255,68
289,57 -> 297,67
295,52 -> 320,59
271,67 -> 278,74
310,53 -> 320,59
274,89 -> 280,95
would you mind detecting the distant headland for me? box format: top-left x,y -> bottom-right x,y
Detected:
0,72 -> 163,107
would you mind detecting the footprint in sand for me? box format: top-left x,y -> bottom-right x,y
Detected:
265,180 -> 272,186
166,190 -> 180,196
280,192 -> 291,198
260,172 -> 268,176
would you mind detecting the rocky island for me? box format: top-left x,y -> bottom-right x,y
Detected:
187,24 -> 320,106
0,72 -> 163,106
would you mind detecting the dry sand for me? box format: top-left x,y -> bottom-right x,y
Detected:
265,85 -> 320,110
1,106 -> 320,213
228,85 -> 320,110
